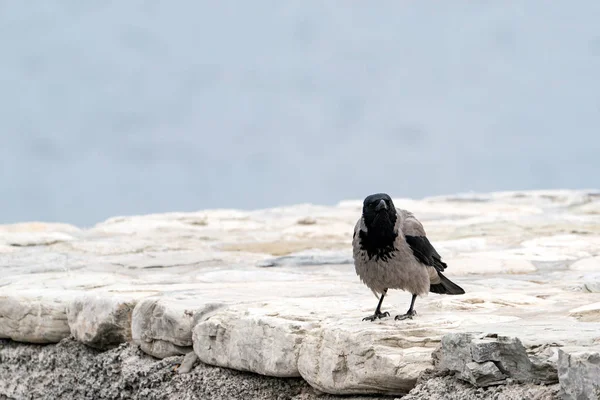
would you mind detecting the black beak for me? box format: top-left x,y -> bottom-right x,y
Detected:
375,199 -> 387,212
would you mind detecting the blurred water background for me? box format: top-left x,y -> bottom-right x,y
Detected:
1,1 -> 599,227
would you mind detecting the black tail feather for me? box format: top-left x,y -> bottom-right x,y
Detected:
430,271 -> 465,295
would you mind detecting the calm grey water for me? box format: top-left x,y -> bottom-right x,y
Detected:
2,2 -> 599,227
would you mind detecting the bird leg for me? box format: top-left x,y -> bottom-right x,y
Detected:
395,294 -> 417,321
363,289 -> 390,321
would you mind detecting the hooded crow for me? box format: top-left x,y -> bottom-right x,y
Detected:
352,193 -> 465,321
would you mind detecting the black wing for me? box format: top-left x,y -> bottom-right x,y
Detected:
404,235 -> 447,273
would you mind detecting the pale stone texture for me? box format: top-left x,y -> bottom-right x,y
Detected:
569,302 -> 600,322
442,256 -> 536,275
558,349 -> 600,400
2,190 -> 600,396
193,303 -> 319,377
131,297 -> 197,358
0,291 -> 72,343
0,222 -> 80,248
297,322 -> 434,395
66,294 -> 140,349
570,256 -> 600,271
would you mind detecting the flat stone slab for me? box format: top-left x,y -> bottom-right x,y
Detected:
0,290 -> 73,343
2,190 -> 600,395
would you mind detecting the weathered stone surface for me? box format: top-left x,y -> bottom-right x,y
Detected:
569,302 -> 600,322
463,361 -> 506,387
257,249 -> 353,268
0,291 -> 71,343
2,190 -> 600,396
298,322 -> 434,395
558,349 -> 600,400
433,333 -> 558,387
570,256 -> 600,272
441,256 -> 536,275
193,303 -> 319,377
0,222 -> 80,247
192,299 -> 525,395
67,294 -> 139,349
131,297 -> 198,358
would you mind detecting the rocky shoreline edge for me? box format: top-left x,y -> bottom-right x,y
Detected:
0,338 -> 566,400
2,190 -> 600,399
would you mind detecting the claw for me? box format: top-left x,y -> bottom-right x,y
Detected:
394,310 -> 417,321
362,311 -> 390,321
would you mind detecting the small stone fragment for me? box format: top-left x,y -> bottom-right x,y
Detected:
463,361 -> 506,386
177,351 -> 199,374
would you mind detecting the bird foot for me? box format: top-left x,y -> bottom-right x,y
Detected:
362,311 -> 390,322
394,310 -> 417,321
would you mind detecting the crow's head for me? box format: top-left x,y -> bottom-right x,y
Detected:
359,193 -> 397,258
362,193 -> 397,233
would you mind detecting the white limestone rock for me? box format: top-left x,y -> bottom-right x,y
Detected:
576,199 -> 600,215
0,291 -> 71,343
131,297 -> 198,358
445,256 -> 536,275
520,235 -> 600,261
569,302 -> 600,322
558,349 -> 600,400
0,231 -> 76,247
130,297 -> 229,359
583,279 -> 600,293
256,249 -> 353,268
3,190 -> 600,396
0,222 -> 79,247
191,299 -> 522,395
570,256 -> 600,272
0,245 -> 19,254
297,323 -> 434,395
193,304 -> 319,377
67,294 -> 140,349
